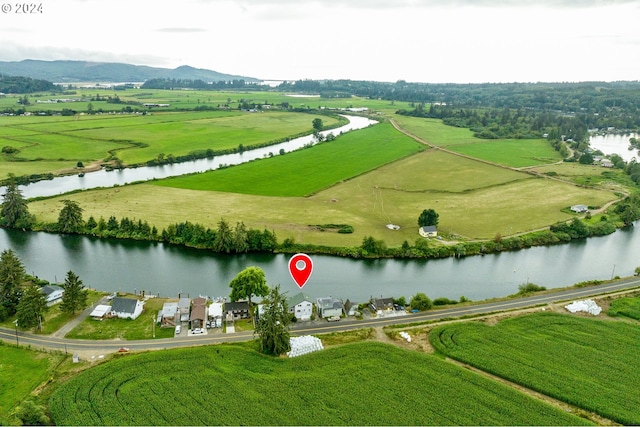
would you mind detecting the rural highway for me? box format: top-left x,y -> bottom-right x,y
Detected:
1,277 -> 639,356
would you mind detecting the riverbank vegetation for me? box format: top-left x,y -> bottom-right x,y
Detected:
47,341 -> 590,426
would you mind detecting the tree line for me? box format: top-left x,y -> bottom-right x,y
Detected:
0,75 -> 59,94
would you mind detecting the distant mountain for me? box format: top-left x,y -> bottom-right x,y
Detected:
0,60 -> 260,83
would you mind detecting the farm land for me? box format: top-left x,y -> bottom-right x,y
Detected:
6,88 -> 620,246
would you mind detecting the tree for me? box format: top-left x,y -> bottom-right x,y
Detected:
229,266 -> 269,310
16,282 -> 47,330
312,118 -> 323,131
418,209 -> 439,227
233,222 -> 249,253
57,199 -> 84,233
14,400 -> 50,426
410,292 -> 432,311
0,249 -> 26,320
361,235 -> 386,256
255,285 -> 291,355
0,175 -> 32,228
60,270 -> 88,315
213,218 -> 234,253
578,152 -> 594,165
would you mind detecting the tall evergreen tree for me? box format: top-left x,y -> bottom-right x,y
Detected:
60,270 -> 88,315
0,175 -> 32,228
233,221 -> 249,253
57,200 -> 84,233
213,218 -> 234,253
0,249 -> 26,320
255,285 -> 291,356
16,282 -> 47,330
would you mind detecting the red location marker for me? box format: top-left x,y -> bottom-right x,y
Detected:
288,253 -> 313,289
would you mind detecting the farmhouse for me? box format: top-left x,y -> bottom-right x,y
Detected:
111,297 -> 144,320
316,297 -> 343,319
287,292 -> 314,321
419,225 -> 438,237
571,204 -> 589,213
40,285 -> 64,306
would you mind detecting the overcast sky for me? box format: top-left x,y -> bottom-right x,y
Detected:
1,0 -> 639,83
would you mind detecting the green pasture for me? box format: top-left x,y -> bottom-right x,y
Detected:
48,341 -> 589,426
65,297 -> 175,340
430,312 -> 640,425
0,345 -> 65,425
154,122 -> 424,196
9,133 -> 126,161
391,115 -> 478,146
448,138 -> 563,168
0,160 -> 73,179
608,296 -> 640,320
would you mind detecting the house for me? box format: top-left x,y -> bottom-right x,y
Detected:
189,301 -> 207,330
208,302 -> 223,327
316,297 -> 343,319
159,302 -> 178,326
287,292 -> 314,321
571,204 -> 589,213
372,297 -> 394,312
600,159 -> 614,168
225,301 -> 250,320
178,297 -> 191,322
110,297 -> 144,320
419,225 -> 438,237
344,299 -> 359,317
40,285 -> 64,306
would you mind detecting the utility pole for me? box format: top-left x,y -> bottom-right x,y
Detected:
14,320 -> 19,346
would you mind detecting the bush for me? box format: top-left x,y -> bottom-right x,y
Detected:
517,282 -> 546,295
410,292 -> 432,311
433,297 -> 458,306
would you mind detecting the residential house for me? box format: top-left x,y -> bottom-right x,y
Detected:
316,297 -> 343,319
225,301 -> 250,320
344,299 -> 359,317
600,159 -> 614,168
190,298 -> 207,330
208,302 -> 223,327
178,297 -> 191,322
159,302 -> 178,326
40,285 -> 64,306
571,204 -> 589,213
419,225 -> 438,238
372,297 -> 394,313
111,297 -> 144,320
287,292 -> 314,321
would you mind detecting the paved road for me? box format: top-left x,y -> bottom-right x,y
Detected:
1,276 -> 639,356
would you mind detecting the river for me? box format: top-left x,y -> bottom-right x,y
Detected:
589,132 -> 639,162
1,224 -> 637,303
17,115 -> 377,199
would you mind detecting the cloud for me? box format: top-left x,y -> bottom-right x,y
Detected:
155,28 -> 207,33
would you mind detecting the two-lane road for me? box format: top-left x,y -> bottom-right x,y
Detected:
1,277 -> 638,355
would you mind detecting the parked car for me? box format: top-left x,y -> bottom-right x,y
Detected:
175,325 -> 181,334
327,316 -> 341,322
192,328 -> 204,334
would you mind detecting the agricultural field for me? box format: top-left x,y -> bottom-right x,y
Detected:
391,116 -> 478,146
429,312 -> 640,425
48,341 -> 590,426
607,295 -> 640,320
0,344 -> 65,425
154,122 -> 424,196
447,138 -> 562,168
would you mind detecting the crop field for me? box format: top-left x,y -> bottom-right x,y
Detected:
0,345 -> 65,425
429,312 -> 640,425
0,110 -> 341,173
607,296 -> 640,320
392,116 -> 478,146
447,138 -> 562,168
154,122 -> 424,196
48,341 -> 589,426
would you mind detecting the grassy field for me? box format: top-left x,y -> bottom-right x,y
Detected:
429,312 -> 640,425
48,341 -> 590,426
0,344 -> 65,425
392,116 -> 478,146
607,295 -> 640,320
154,122 -> 424,196
65,297 -> 175,340
447,138 -> 562,167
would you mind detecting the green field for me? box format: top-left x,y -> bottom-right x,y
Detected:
608,295 -> 640,320
429,312 -> 640,425
154,122 -> 424,196
48,341 -> 589,426
0,344 -> 65,425
448,138 -> 562,167
392,116 -> 478,146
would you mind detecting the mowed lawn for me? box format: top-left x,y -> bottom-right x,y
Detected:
48,341 -> 589,426
153,122 -> 424,196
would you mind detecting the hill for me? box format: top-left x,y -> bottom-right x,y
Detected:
0,60 -> 260,83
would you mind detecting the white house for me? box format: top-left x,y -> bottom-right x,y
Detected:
111,297 -> 144,320
40,285 -> 64,306
287,292 -> 314,321
570,204 -> 589,213
600,159 -> 614,168
419,225 -> 438,238
316,297 -> 343,319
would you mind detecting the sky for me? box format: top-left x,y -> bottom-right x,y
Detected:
0,0 -> 639,83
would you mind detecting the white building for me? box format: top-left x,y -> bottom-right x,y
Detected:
111,297 -> 144,320
287,292 -> 314,321
40,285 -> 64,306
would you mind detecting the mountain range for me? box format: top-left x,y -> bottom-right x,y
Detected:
0,60 -> 260,83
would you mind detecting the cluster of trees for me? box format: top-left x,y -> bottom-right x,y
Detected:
141,78 -> 266,91
0,75 -> 59,94
0,248 -> 87,328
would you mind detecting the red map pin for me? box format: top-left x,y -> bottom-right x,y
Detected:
288,253 -> 313,289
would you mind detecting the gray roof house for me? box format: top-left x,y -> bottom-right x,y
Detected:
111,297 -> 144,320
316,297 -> 343,319
40,285 -> 64,306
419,225 -> 438,238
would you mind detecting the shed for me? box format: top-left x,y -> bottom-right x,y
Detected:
419,225 -> 438,238
90,304 -> 111,319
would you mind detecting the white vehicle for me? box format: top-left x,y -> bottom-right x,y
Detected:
192,328 -> 204,334
175,325 -> 181,334
327,316 -> 341,322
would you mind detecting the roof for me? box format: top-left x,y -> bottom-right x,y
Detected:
178,297 -> 191,309
161,302 -> 178,317
317,297 -> 343,310
226,301 -> 250,312
111,297 -> 139,314
90,305 -> 111,317
374,297 -> 394,308
190,304 -> 207,321
421,225 -> 437,232
208,302 -> 223,317
287,292 -> 312,307
192,297 -> 207,307
41,285 -> 63,296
